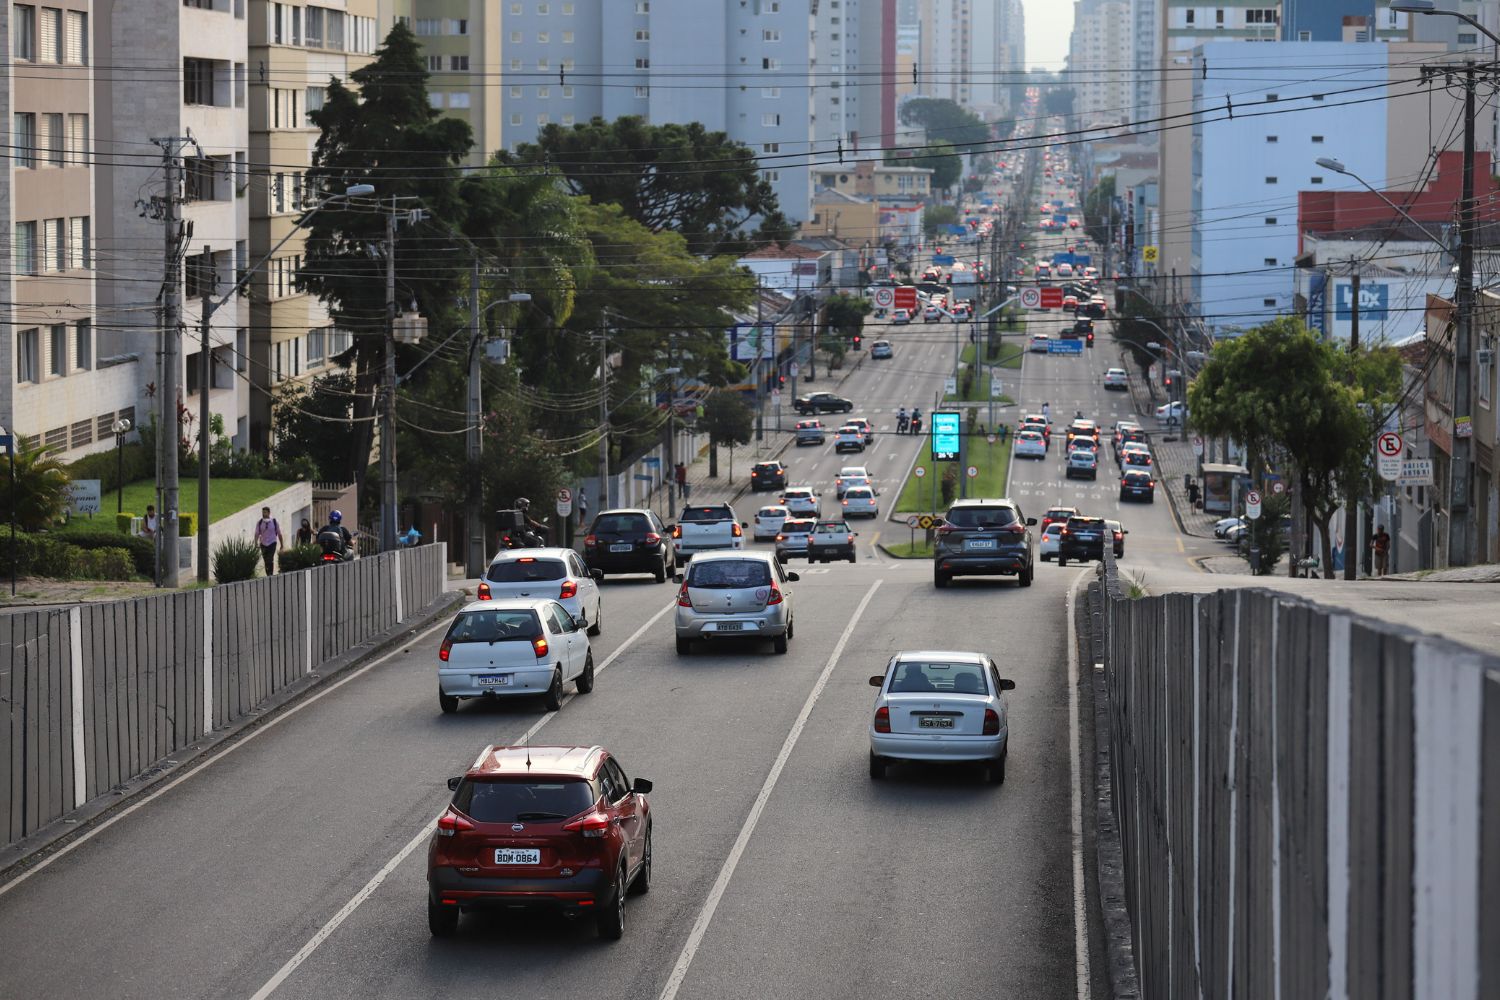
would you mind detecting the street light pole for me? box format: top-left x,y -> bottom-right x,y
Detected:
382,201 -> 399,553
113,418 -> 132,513
0,427 -> 14,596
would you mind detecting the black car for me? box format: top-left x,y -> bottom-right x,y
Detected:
1119,470 -> 1155,502
1057,516 -> 1108,565
933,498 -> 1036,588
750,460 -> 787,492
583,508 -> 674,582
1104,519 -> 1127,559
794,392 -> 854,415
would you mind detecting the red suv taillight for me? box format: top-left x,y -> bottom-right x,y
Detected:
560,580 -> 578,600
562,810 -> 612,838
677,584 -> 692,608
936,524 -> 955,537
644,532 -> 661,546
873,707 -> 891,733
983,709 -> 1001,736
532,636 -> 550,658
583,534 -> 598,548
436,808 -> 475,837
439,638 -> 452,662
477,581 -> 492,600
1004,523 -> 1025,535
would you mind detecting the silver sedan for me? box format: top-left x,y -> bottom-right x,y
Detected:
868,650 -> 1015,784
673,551 -> 798,655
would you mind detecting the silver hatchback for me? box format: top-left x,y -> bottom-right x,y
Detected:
673,551 -> 799,655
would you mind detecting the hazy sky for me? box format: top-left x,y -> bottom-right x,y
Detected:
1024,0 -> 1077,69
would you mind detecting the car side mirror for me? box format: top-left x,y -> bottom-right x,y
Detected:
741,521 -> 749,528
446,776 -> 462,792
999,678 -> 1016,691
869,675 -> 885,687
1025,517 -> 1037,526
673,573 -> 684,584
786,571 -> 800,582
573,614 -> 588,630
631,777 -> 654,795
590,569 -> 604,581
665,523 -> 676,532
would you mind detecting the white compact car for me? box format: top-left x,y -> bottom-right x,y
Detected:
841,486 -> 878,518
754,505 -> 789,541
1156,400 -> 1185,424
478,548 -> 603,636
1039,522 -> 1063,561
674,551 -> 799,655
1014,430 -> 1048,459
438,598 -> 594,714
1065,448 -> 1098,480
834,426 -> 866,453
1103,368 -> 1128,390
1029,333 -> 1051,353
868,650 -> 1016,784
780,487 -> 821,518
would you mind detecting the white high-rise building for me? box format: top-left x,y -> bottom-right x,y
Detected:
1069,0 -> 1133,127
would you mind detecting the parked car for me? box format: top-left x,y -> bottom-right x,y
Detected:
807,519 -> 859,563
753,505 -> 790,541
1057,515 -> 1109,566
774,518 -> 816,562
795,419 -> 826,446
437,599 -> 594,714
478,549 -> 603,635
426,743 -> 652,939
794,392 -> 854,416
867,651 -> 1015,784
673,551 -> 798,655
583,509 -> 673,583
1213,516 -> 1242,538
841,486 -> 878,518
933,498 -> 1036,588
750,460 -> 787,492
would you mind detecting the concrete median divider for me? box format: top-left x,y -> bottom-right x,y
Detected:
0,544 -> 449,858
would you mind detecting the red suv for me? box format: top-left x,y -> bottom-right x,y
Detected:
427,744 -> 653,940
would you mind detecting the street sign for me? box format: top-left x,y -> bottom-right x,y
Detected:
555,488 -> 573,517
1245,490 -> 1262,520
1040,287 -> 1064,309
1376,431 -> 1403,481
986,433 -> 996,444
1397,459 -> 1434,486
1019,287 -> 1041,309
931,411 -> 962,462
66,479 -> 102,515
917,515 -> 936,530
1272,480 -> 1286,495
1142,245 -> 1159,264
990,379 -> 1003,398
872,287 -> 895,309
771,389 -> 780,403
789,362 -> 800,378
1192,435 -> 1204,458
906,515 -> 921,528
944,376 -> 958,396
966,465 -> 978,478
894,286 -> 918,311
914,466 -> 927,478
1047,338 -> 1084,355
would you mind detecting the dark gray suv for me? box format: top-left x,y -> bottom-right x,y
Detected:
933,499 -> 1036,588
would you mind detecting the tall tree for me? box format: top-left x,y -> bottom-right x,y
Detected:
299,21 -> 474,487
1083,175 -> 1116,248
498,117 -> 792,256
701,392 -> 753,480
891,140 -> 962,193
897,98 -> 992,152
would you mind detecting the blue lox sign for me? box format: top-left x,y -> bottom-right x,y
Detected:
1335,282 -> 1388,321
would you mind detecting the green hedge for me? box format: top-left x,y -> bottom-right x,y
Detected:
116,512 -> 135,534
61,530 -> 156,577
65,442 -> 150,494
277,543 -> 326,573
0,533 -> 138,580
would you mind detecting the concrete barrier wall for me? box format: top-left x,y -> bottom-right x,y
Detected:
1100,554 -> 1499,999
0,543 -> 446,850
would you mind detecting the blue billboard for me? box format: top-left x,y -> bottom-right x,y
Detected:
1334,281 -> 1389,322
930,411 -> 962,462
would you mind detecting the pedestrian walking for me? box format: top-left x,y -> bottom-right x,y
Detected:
296,518 -> 314,546
255,507 -> 284,576
578,489 -> 589,528
675,462 -> 690,501
1372,525 -> 1391,577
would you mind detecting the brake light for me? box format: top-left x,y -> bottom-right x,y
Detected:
775,534 -> 785,542
563,810 -> 613,838
583,534 -> 598,548
532,636 -> 549,658
936,524 -> 955,537
874,707 -> 891,733
1113,531 -> 1123,541
1061,529 -> 1071,536
436,808 -> 475,837
560,580 -> 578,600
842,500 -> 849,506
671,524 -> 682,538
731,522 -> 743,537
439,638 -> 452,662
983,709 -> 1001,736
1005,523 -> 1026,535
766,586 -> 784,605
477,581 -> 492,601
677,584 -> 692,608
518,557 -> 535,563
645,532 -> 661,545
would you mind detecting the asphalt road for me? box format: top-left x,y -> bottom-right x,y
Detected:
0,171 -> 1152,1000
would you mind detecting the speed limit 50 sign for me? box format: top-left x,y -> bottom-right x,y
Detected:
1019,287 -> 1041,309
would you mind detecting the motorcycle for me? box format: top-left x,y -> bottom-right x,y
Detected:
896,414 -> 910,435
318,529 -> 357,564
910,415 -> 923,435
500,527 -> 546,549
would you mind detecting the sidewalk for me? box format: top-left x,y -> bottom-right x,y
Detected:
1117,346 -> 1219,539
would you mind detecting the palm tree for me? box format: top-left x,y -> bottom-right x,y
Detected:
2,441 -> 71,531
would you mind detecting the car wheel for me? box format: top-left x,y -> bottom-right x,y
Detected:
438,689 -> 458,714
786,616 -> 794,640
774,633 -> 789,654
428,897 -> 459,937
655,558 -> 668,583
588,604 -> 602,636
934,571 -> 950,589
630,826 -> 652,896
869,752 -> 886,780
987,750 -> 1008,785
543,669 -> 564,711
1020,565 -> 1033,587
1057,556 -> 1067,567
676,636 -> 692,655
575,651 -> 596,694
848,551 -> 857,563
597,865 -> 627,941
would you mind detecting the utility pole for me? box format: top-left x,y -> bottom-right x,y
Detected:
152,136 -> 194,588
1449,63 -> 1477,566
465,256 -> 484,577
197,246 -> 213,582
1344,267 -> 1361,580
666,333 -> 677,511
598,316 -> 610,511
381,201 -> 398,553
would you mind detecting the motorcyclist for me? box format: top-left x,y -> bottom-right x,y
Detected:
316,510 -> 354,560
910,406 -> 923,433
1041,401 -> 1051,421
897,406 -> 909,434
514,497 -> 549,545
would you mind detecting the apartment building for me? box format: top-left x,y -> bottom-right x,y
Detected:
968,0 -> 1023,119
406,0 -> 500,161
3,0 -> 132,458
1070,0 -> 1133,128
245,0 -> 381,449
1129,0 -> 1159,123
921,0 -> 970,107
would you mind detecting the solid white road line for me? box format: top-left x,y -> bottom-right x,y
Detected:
656,579 -> 884,1000
1066,569 -> 1094,1000
249,598 -> 676,1000
0,613 -> 456,900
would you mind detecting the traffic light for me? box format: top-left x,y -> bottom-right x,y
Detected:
778,373 -> 786,387
1086,331 -> 1095,347
852,333 -> 862,349
1164,372 -> 1173,388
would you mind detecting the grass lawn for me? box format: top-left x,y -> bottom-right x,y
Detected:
945,343 -> 1024,403
882,539 -> 934,558
893,435 -> 1012,514
61,478 -> 294,532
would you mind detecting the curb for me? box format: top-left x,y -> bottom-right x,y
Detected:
0,590 -> 466,880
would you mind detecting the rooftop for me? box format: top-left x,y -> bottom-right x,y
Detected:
470,745 -> 603,778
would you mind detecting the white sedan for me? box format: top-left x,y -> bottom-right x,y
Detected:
868,650 -> 1016,784
1014,429 -> 1048,459
1156,400 -> 1185,424
754,505 -> 789,541
1039,522 -> 1063,561
1103,368 -> 1128,390
438,598 -> 593,714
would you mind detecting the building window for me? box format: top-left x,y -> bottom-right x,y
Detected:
563,2 -> 573,12
69,217 -> 90,268
450,55 -> 469,71
510,30 -> 522,43
15,222 -> 38,275
764,170 -> 780,182
561,114 -> 574,125
1298,30 -> 1312,41
183,58 -> 218,105
1265,217 -> 1277,225
75,320 -> 92,370
1263,258 -> 1277,266
14,113 -> 37,169
305,86 -> 325,126
43,217 -> 65,271
1310,176 -> 1323,185
1265,93 -> 1278,102
70,420 -> 92,449
510,2 -> 521,12
49,324 -> 67,376
39,6 -> 61,62
763,57 -> 781,70
449,17 -> 467,33
1311,135 -> 1324,144
429,93 -> 443,109
426,54 -> 442,71
13,5 -> 36,60
537,86 -> 549,98
536,2 -> 548,11
17,329 -> 40,383
635,57 -> 649,69
763,142 -> 780,153
762,29 -> 780,41
414,17 -> 439,35
511,86 -> 523,98
1265,176 -> 1277,184
39,113 -> 63,166
762,87 -> 781,98
450,92 -> 470,108
537,57 -> 549,69
1263,298 -> 1276,307
762,113 -> 780,126
65,113 -> 88,166
1185,9 -> 1194,24
1215,8 -> 1224,24
537,31 -> 549,42
634,0 -> 648,11
635,29 -> 649,40
1459,32 -> 1478,45
306,327 -> 325,367
561,85 -> 574,98
1312,94 -> 1324,102
304,5 -> 323,46
562,30 -> 573,42
1265,135 -> 1278,143
634,85 -> 649,98
511,112 -> 523,125
537,113 -> 549,125
511,58 -> 522,70
64,9 -> 86,64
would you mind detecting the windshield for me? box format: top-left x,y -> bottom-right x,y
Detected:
486,559 -> 566,583
1067,517 -> 1106,531
781,520 -> 814,535
454,779 -> 595,823
446,609 -> 542,643
688,559 -> 773,589
758,507 -> 788,518
888,660 -> 989,695
591,513 -> 649,534
680,506 -> 733,523
943,506 -> 1017,529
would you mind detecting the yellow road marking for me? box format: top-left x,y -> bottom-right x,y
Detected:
1176,537 -> 1185,554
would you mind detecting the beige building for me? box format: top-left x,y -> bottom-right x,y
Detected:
814,161 -> 933,201
3,0 -> 133,457
246,0 -> 381,449
383,0 -> 500,164
800,189 -> 881,244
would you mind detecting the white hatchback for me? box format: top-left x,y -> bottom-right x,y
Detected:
868,650 -> 1016,784
1039,522 -> 1063,560
1029,333 -> 1051,353
438,599 -> 594,714
754,505 -> 789,541
1014,430 -> 1048,459
841,486 -> 878,518
780,487 -> 821,518
1103,368 -> 1128,390
479,548 -> 603,636
834,426 -> 866,453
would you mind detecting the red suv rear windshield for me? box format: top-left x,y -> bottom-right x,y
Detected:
944,506 -> 1017,529
454,779 -> 594,823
